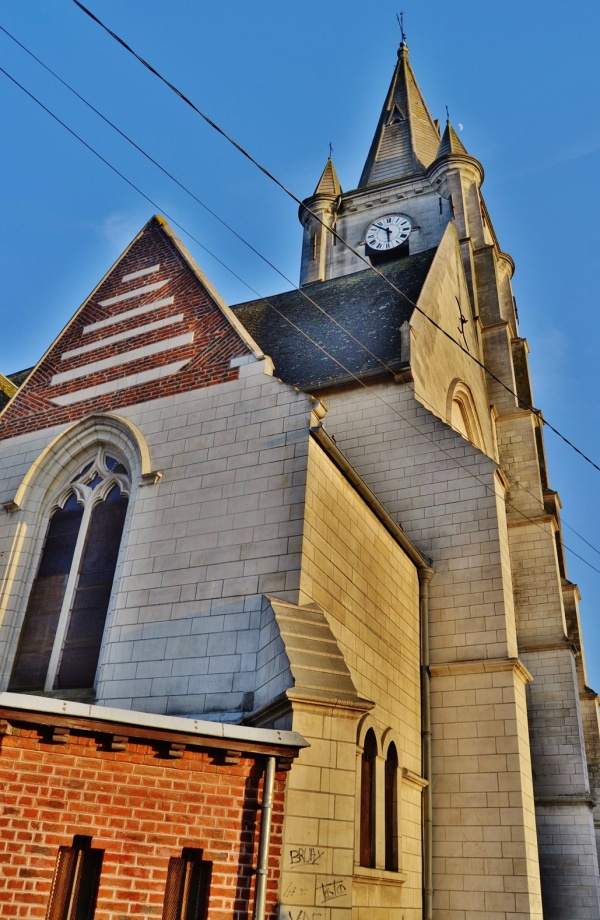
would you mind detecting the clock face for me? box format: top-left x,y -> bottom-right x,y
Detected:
365,214 -> 412,252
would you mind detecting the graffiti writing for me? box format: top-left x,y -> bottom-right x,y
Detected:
289,847 -> 324,867
285,911 -> 324,920
283,881 -> 310,899
317,878 -> 347,904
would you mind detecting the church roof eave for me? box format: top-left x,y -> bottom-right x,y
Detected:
428,149 -> 485,186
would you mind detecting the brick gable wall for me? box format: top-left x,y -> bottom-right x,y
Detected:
0,218 -> 253,441
0,714 -> 287,919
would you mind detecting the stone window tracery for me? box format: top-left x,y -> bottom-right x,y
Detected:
9,448 -> 130,693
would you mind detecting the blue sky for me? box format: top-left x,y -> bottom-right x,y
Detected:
2,2 -> 600,684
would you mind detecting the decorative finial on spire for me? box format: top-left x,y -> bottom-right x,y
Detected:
329,141 -> 334,159
445,104 -> 450,123
397,11 -> 407,44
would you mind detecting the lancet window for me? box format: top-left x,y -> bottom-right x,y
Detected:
9,449 -> 130,692
360,729 -> 377,868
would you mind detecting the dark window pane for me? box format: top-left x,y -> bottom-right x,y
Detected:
56,496 -> 127,689
104,484 -> 122,503
105,457 -> 128,475
45,846 -> 78,920
162,858 -> 186,920
360,730 -> 377,868
38,509 -> 83,576
385,743 -> 399,871
71,461 -> 93,482
45,837 -> 103,920
9,506 -> 83,691
71,848 -> 103,920
62,493 -> 80,511
162,851 -> 211,920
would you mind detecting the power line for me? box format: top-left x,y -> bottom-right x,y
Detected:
0,24 -> 400,381
410,383 -> 600,569
2,61 -> 600,578
71,0 -> 600,478
0,67 -> 253,293
6,23 -> 599,567
0,26 -> 288,303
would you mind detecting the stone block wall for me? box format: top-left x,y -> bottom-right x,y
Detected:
429,660 -> 542,919
536,804 -> 600,920
300,437 -> 421,769
322,382 -> 543,918
0,367 -> 317,717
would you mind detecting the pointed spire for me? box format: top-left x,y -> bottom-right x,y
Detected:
358,42 -> 441,187
313,157 -> 342,198
436,120 -> 469,158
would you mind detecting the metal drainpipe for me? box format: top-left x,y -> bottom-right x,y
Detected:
419,566 -> 434,920
252,755 -> 276,920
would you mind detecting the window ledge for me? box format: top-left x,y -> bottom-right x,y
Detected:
353,866 -> 407,886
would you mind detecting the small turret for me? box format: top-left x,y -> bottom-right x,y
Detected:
436,119 -> 469,158
313,157 -> 342,198
429,118 -> 485,248
298,158 -> 342,285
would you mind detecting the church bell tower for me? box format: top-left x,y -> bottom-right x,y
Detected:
296,35 -> 600,920
299,39 -> 486,291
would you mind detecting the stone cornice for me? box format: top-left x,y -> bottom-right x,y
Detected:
518,639 -> 574,655
402,767 -> 429,790
506,513 -> 555,529
429,656 -> 532,684
535,794 -> 595,810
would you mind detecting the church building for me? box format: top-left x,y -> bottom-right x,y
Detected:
0,35 -> 599,920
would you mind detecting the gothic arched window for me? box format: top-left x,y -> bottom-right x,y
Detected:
385,742 -> 399,871
447,380 -> 484,451
360,729 -> 377,868
9,449 -> 130,692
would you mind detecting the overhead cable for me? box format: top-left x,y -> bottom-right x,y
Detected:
71,0 -> 600,476
2,62 -> 600,578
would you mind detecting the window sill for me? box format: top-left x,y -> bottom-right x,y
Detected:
353,866 -> 407,886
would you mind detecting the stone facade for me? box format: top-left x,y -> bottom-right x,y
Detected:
0,32 -> 599,920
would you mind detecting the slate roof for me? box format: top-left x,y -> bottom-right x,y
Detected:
8,368 -> 33,388
266,597 -> 365,706
313,157 -> 342,197
358,42 -> 441,186
232,248 -> 437,390
0,369 -> 31,413
437,120 -> 469,158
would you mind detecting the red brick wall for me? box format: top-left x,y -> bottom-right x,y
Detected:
0,719 -> 286,919
0,217 -> 252,441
